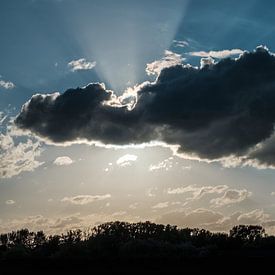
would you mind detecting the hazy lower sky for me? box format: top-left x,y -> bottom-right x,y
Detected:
2,0 -> 275,234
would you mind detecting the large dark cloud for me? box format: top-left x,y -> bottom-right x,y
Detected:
15,83 -> 156,145
15,47 -> 275,164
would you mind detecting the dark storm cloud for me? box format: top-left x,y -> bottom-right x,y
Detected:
15,83 -> 156,145
15,47 -> 275,164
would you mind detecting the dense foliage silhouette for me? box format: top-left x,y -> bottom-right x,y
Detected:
1,221 -> 275,262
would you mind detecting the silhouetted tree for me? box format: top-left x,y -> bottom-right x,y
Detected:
0,222 -> 275,262
229,225 -> 265,242
33,231 -> 47,247
63,229 -> 82,245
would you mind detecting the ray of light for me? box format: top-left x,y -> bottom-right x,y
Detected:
59,0 -> 188,93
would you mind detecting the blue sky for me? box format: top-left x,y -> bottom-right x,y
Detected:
2,0 -> 275,234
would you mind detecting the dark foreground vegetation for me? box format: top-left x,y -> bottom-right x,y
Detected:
1,221 -> 275,273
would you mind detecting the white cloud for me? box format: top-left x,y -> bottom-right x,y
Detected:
189,49 -> 244,59
168,184 -> 228,201
5,200 -> 15,205
0,215 -> 50,233
0,130 -> 43,179
152,202 -> 169,209
237,209 -> 269,225
0,79 -> 15,89
146,50 -> 183,76
68,58 -> 96,72
149,157 -> 191,172
53,156 -> 74,166
211,189 -> 252,207
209,209 -> 272,232
149,157 -> 174,171
172,40 -> 189,48
116,154 -> 137,167
61,194 -> 111,205
200,56 -> 215,69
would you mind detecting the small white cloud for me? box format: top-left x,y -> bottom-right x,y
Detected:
146,50 -> 183,76
5,200 -> 15,205
53,156 -> 73,166
116,154 -> 137,167
152,202 -> 169,209
61,194 -> 111,205
271,192 -> 275,196
0,79 -> 15,90
68,58 -> 96,72
168,185 -> 228,202
200,56 -> 215,69
149,157 -> 174,172
189,49 -> 244,59
173,40 -> 189,48
211,189 -> 252,207
149,157 -> 191,172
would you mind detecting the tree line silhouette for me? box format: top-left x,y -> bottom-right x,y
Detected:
1,221 -> 275,261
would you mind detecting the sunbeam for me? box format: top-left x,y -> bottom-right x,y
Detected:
59,0 -> 188,93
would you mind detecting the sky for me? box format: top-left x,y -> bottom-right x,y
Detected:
2,0 -> 275,235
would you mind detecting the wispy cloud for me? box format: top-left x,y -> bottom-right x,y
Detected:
189,49 -> 244,59
149,157 -> 190,172
168,185 -> 228,201
50,214 -> 83,229
68,58 -> 96,72
172,39 -> 189,48
5,200 -> 15,205
0,127 -> 43,179
152,202 -> 169,209
149,157 -> 174,171
116,154 -> 137,167
211,189 -> 252,207
61,194 -> 111,205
